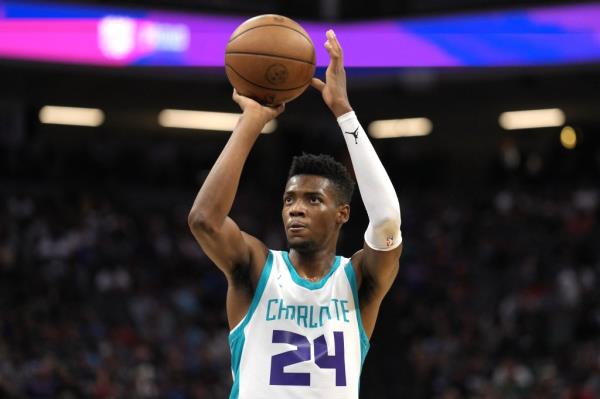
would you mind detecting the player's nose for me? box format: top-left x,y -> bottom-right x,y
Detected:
288,201 -> 306,217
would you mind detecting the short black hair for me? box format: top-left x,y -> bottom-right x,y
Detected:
287,153 -> 355,204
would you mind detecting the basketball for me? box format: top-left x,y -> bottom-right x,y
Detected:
225,14 -> 316,106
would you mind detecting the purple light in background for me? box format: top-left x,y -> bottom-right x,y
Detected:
145,11 -> 241,66
0,20 -> 109,64
0,1 -> 600,67
530,3 -> 600,31
301,20 -> 462,67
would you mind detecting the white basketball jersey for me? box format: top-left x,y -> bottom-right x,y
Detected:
228,250 -> 370,399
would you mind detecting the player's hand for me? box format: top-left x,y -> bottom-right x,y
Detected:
311,29 -> 353,118
232,89 -> 285,126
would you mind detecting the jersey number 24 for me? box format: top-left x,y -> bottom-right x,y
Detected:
269,329 -> 346,386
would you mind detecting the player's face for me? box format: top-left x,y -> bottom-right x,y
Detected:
282,175 -> 348,251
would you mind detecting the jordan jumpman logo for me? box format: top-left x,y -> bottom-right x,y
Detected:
344,127 -> 359,144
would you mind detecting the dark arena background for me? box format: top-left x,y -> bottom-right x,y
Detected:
1,0 -> 600,398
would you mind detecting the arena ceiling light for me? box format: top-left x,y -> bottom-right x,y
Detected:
158,109 -> 277,134
39,106 -> 105,127
560,125 -> 577,149
498,108 -> 565,130
367,118 -> 432,138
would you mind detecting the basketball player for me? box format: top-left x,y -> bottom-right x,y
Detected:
188,30 -> 402,398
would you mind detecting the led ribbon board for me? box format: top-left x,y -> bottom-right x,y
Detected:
0,0 -> 599,67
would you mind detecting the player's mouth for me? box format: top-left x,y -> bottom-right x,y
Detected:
288,221 -> 307,233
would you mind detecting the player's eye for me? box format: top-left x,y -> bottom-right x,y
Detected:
310,196 -> 321,204
284,196 -> 293,205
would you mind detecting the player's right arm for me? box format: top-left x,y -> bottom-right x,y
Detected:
187,91 -> 284,324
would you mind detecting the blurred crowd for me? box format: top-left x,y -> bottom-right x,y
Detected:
0,191 -> 233,398
1,134 -> 600,399
367,183 -> 600,399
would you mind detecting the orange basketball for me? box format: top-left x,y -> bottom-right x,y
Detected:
225,14 -> 316,106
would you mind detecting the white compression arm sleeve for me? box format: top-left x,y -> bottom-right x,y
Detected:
338,111 -> 402,251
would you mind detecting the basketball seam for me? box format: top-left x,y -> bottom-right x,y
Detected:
226,51 -> 315,65
225,64 -> 312,92
228,24 -> 314,48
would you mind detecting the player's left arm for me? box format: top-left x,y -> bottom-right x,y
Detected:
341,106 -> 403,337
313,29 -> 403,338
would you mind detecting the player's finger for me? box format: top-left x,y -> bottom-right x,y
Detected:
329,29 -> 344,60
311,77 -> 326,92
325,30 -> 342,70
324,40 -> 334,56
274,102 -> 285,115
325,30 -> 338,56
232,89 -> 240,102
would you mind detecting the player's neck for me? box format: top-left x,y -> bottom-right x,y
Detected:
288,248 -> 337,282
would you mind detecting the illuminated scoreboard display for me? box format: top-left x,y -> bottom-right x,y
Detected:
0,0 -> 600,67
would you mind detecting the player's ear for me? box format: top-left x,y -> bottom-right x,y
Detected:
337,204 -> 350,225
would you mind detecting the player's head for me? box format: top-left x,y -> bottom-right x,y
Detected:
282,154 -> 355,252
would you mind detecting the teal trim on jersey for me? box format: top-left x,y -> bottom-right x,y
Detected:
344,261 -> 370,368
228,334 -> 243,399
282,251 -> 341,290
228,250 -> 274,399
